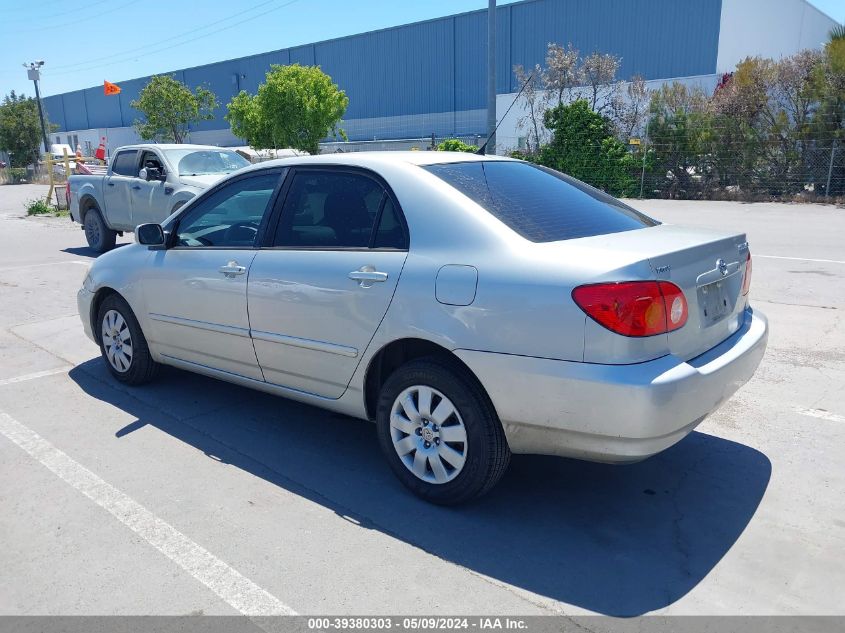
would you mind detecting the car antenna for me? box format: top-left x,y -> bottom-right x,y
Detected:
476,68 -> 535,156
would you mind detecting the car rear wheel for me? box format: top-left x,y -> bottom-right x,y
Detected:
97,294 -> 158,385
376,358 -> 510,505
83,207 -> 116,253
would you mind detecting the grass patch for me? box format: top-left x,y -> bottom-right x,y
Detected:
26,198 -> 53,215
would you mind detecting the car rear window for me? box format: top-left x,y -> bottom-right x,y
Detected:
423,161 -> 658,242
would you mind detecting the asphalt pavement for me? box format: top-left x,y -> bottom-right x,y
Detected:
0,184 -> 842,616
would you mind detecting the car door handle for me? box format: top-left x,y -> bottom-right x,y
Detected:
131,185 -> 141,190
107,182 -> 115,187
219,261 -> 247,277
348,268 -> 388,287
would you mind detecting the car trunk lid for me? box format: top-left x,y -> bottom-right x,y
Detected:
648,228 -> 749,361
536,224 -> 750,362
587,224 -> 749,360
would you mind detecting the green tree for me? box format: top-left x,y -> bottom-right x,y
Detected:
712,55 -> 821,195
436,138 -> 478,152
809,26 -> 845,195
131,75 -> 217,143
538,99 -> 637,196
226,64 -> 348,154
647,82 -> 713,198
0,91 -> 43,167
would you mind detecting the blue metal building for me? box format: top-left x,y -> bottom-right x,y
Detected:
40,0 -> 836,151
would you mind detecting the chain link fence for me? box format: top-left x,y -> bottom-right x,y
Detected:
317,129 -> 843,203
539,138 -> 844,201
635,136 -> 843,202
506,131 -> 844,202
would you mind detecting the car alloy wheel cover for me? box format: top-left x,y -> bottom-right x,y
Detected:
85,213 -> 100,247
389,385 -> 468,484
101,309 -> 133,372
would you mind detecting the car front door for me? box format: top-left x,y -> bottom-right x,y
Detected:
141,169 -> 285,380
248,167 -> 409,398
103,149 -> 138,229
131,149 -> 171,226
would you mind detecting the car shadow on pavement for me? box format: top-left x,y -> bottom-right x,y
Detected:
62,244 -> 128,258
69,360 -> 771,617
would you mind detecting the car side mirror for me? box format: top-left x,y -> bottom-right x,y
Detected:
135,223 -> 166,249
140,167 -> 165,182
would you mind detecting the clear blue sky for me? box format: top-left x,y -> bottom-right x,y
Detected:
0,0 -> 842,99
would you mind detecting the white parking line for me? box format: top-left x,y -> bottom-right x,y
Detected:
0,367 -> 71,386
757,255 -> 845,265
0,410 -> 297,616
796,408 -> 845,423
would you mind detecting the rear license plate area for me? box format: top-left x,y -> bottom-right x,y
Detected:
698,280 -> 732,325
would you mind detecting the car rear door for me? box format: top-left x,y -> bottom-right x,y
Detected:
141,168 -> 285,380
103,149 -> 138,229
247,167 -> 409,398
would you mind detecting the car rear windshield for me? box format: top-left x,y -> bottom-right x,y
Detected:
423,161 -> 658,242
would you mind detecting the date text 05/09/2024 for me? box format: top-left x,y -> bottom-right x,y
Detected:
306,617 -> 528,630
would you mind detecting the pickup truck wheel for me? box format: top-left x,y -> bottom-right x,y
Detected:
376,358 -> 510,505
84,207 -> 117,253
97,294 -> 158,385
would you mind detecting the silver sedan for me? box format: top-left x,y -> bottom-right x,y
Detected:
77,152 -> 768,505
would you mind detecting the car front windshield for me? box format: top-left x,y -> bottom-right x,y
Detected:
166,149 -> 250,176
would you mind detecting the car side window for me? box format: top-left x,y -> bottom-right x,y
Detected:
373,197 -> 407,249
273,171 -> 386,248
140,151 -> 164,176
111,150 -> 138,177
175,172 -> 280,248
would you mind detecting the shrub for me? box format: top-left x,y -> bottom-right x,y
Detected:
507,150 -> 536,162
436,138 -> 478,153
538,100 -> 638,197
3,167 -> 28,184
26,198 -> 52,215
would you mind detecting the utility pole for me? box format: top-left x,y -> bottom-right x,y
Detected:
639,128 -> 649,199
825,139 -> 837,199
24,61 -> 50,154
486,0 -> 496,155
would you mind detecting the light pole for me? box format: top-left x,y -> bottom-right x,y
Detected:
23,60 -> 50,154
485,0 -> 496,155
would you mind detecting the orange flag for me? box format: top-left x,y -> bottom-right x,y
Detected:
104,80 -> 121,96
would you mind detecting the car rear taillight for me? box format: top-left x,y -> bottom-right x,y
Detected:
741,252 -> 752,296
572,281 -> 688,337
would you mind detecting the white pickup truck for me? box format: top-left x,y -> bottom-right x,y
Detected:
68,144 -> 250,251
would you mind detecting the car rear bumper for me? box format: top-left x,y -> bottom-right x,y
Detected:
455,307 -> 768,463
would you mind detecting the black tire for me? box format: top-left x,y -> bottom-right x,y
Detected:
83,206 -> 117,253
376,357 -> 510,505
96,294 -> 159,385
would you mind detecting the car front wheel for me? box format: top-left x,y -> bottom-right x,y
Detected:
376,358 -> 510,505
97,294 -> 158,385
